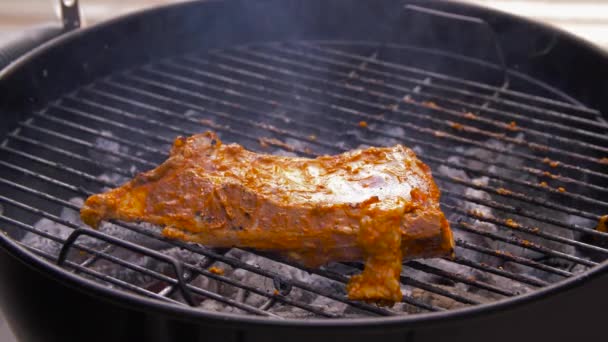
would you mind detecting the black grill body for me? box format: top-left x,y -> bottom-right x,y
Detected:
1,251 -> 606,341
0,1 -> 607,341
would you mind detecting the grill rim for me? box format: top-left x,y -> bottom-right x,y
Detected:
1,0 -> 608,328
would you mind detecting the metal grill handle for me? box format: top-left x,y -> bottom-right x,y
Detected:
60,0 -> 81,30
58,227 -> 196,306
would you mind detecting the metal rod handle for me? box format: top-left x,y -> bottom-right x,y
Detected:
60,0 -> 81,30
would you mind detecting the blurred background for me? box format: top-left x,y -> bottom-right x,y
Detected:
0,0 -> 607,341
0,0 -> 607,49
0,0 -> 608,49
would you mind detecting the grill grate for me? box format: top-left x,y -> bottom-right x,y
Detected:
1,41 -> 607,318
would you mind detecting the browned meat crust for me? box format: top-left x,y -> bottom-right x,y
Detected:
81,132 -> 454,304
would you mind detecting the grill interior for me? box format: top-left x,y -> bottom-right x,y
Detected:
1,41 -> 607,319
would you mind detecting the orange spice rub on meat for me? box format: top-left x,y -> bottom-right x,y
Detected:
81,132 -> 454,304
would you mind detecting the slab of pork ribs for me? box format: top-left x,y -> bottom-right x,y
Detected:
81,132 -> 454,304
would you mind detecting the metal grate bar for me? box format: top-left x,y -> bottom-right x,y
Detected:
83,85 -> 338,152
48,82 -> 602,243
2,150 -> 568,282
214,49 -> 607,204
449,255 -> 548,287
0,190 -> 339,317
158,266 -> 203,298
251,251 -> 473,307
72,87 -> 263,148
157,271 -> 197,299
455,240 -> 572,278
443,189 -> 606,239
236,46 -> 608,156
61,97 -> 201,137
163,54 -> 608,184
0,176 -> 345,316
0,154 -> 515,311
407,149 -> 607,211
89,73 -> 608,235
8,133 -> 132,178
57,228 -> 198,306
0,162 -> 396,315
519,166 -> 607,195
258,298 -> 276,311
76,244 -> 114,270
177,51 -> 608,181
63,97 -> 608,272
20,121 -> 157,168
294,42 -> 604,124
68,228 -> 289,317
275,254 -> 469,307
443,203 -> 608,255
406,261 -> 514,297
110,67 -> 608,189
1,145 -> 118,189
280,45 -> 601,135
2,130 -> 508,304
0,158 -> 437,311
155,253 -> 345,317
92,79 -> 607,202
0,150 -> 575,301
0,161 -> 568,310
0,214 -> 181,307
402,276 -> 479,305
0,195 -> 282,317
106,221 -> 398,315
296,41 -> 599,117
412,262 -> 511,297
270,259 -> 451,310
185,266 -> 342,317
128,65 -> 598,222
450,220 -> 594,267
30,89 -> 604,252
265,44 -> 608,145
21,244 -> 186,306
65,90 -> 319,160
194,50 -> 606,168
40,99 -> 319,168
156,252 -> 220,300
455,221 -> 596,267
143,61 -> 608,217
0,208 -> 184,305
52,103 -> 174,146
33,110 -> 169,156
444,177 -> 600,221
64,92 -> 332,155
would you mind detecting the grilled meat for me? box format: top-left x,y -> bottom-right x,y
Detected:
81,132 -> 454,304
